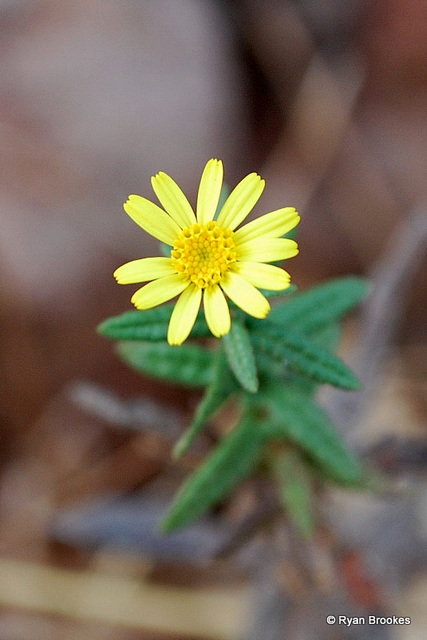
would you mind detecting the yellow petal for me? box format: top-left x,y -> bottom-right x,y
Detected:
151,172 -> 196,229
203,285 -> 231,338
234,207 -> 299,243
196,159 -> 223,225
221,272 -> 270,319
231,262 -> 291,290
216,173 -> 265,230
131,274 -> 188,309
237,238 -> 299,263
124,195 -> 181,245
114,257 -> 175,284
167,284 -> 202,345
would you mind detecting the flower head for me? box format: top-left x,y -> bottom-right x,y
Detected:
114,159 -> 300,345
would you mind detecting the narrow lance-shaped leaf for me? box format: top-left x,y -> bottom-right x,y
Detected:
250,277 -> 369,335
251,329 -> 361,390
293,322 -> 343,393
271,448 -> 315,538
309,321 -> 341,351
223,320 -> 258,393
117,341 -> 214,388
257,323 -> 342,396
255,351 -> 284,383
259,284 -> 297,299
265,321 -> 343,395
98,307 -> 211,342
162,412 -> 264,532
173,347 -> 239,458
257,383 -> 362,486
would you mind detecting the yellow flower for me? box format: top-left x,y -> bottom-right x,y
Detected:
114,159 -> 300,345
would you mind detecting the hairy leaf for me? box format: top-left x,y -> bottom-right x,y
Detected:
117,341 -> 214,387
98,307 -> 211,342
174,348 -> 239,458
255,351 -> 284,383
223,321 -> 258,393
309,321 -> 341,351
272,449 -> 314,538
162,413 -> 263,532
258,383 -> 362,486
253,277 -> 369,334
251,329 -> 361,390
284,322 -> 343,395
260,284 -> 297,299
256,324 -> 341,396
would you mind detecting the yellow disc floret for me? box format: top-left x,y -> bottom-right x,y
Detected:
171,221 -> 236,288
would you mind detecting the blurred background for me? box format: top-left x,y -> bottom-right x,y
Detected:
0,0 -> 426,638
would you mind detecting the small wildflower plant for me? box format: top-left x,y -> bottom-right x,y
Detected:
99,159 -> 368,536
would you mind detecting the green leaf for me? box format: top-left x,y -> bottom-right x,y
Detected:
251,329 -> 361,390
173,347 -> 239,458
259,284 -> 297,299
162,413 -> 264,532
258,383 -> 362,486
117,341 -> 214,388
97,307 -> 211,342
272,449 -> 314,538
255,351 -> 284,383
255,277 -> 369,334
256,324 -> 341,396
223,321 -> 258,393
309,321 -> 341,351
283,322 -> 343,395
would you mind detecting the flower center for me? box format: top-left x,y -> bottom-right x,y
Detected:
171,221 -> 236,288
